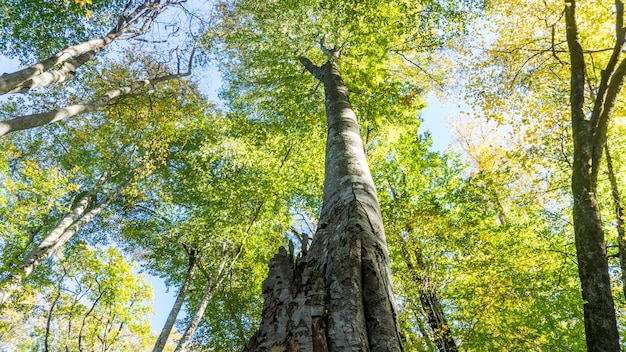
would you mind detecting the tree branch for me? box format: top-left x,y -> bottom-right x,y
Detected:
591,57 -> 626,182
299,57 -> 325,81
0,0 -> 179,95
589,0 -> 626,133
0,71 -> 189,137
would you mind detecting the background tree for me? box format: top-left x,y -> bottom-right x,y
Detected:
118,110 -> 313,350
0,51 -> 207,310
457,0 -> 626,349
0,245 -> 153,351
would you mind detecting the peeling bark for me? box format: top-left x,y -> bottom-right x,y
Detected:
243,246 -> 327,352
244,55 -> 402,351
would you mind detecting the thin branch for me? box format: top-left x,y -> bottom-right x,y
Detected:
551,24 -> 566,66
45,272 -> 66,352
78,279 -> 104,352
395,51 -> 445,90
591,56 -> 626,183
590,0 -> 626,132
605,141 -> 626,299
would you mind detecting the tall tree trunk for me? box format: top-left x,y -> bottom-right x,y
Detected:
152,248 -> 199,352
244,54 -> 402,351
564,1 -> 623,350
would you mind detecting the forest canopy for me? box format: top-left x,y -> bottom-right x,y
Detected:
1,0 -> 625,351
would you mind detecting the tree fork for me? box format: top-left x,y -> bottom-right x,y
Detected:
565,0 -> 621,350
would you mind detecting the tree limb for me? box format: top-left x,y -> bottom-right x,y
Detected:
0,70 -> 190,137
0,0 -> 179,95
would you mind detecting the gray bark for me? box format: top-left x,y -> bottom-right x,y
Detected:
565,1 -> 623,350
0,0 -> 174,95
174,253 -> 231,352
244,56 -> 402,351
0,34 -> 120,95
0,72 -> 188,137
243,246 -> 327,352
0,178 -> 129,306
152,249 -> 199,352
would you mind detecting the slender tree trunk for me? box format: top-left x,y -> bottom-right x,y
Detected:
0,33 -> 121,95
0,0 -> 172,95
605,142 -> 626,300
45,280 -> 64,352
78,284 -> 104,352
0,72 -> 189,136
565,1 -> 622,350
174,254 -> 230,352
385,177 -> 457,351
398,238 -> 457,352
152,249 -> 199,352
244,55 -> 402,351
0,178 -> 129,305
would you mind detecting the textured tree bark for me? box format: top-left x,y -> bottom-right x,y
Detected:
243,246 -> 327,352
244,56 -> 402,351
565,1 -> 622,350
152,249 -> 199,352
